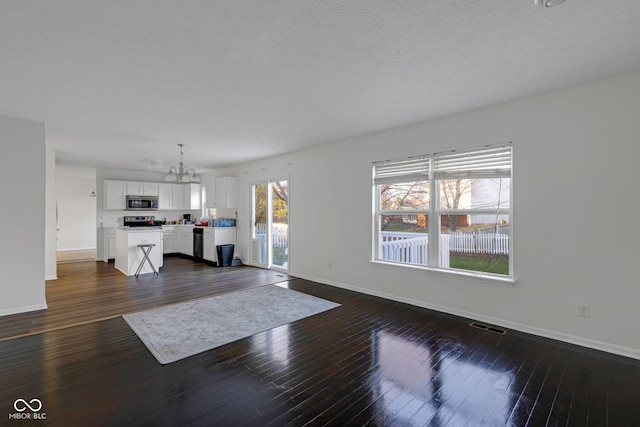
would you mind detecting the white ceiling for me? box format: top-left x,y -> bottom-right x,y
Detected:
1,1 -> 639,173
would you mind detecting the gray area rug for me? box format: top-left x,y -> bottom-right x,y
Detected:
123,285 -> 340,364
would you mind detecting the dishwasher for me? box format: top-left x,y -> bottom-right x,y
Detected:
193,228 -> 204,260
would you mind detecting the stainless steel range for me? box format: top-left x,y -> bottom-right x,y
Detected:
123,216 -> 162,228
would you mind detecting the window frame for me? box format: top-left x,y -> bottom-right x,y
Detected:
373,143 -> 514,284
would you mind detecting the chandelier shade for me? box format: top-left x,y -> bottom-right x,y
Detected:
165,144 -> 200,183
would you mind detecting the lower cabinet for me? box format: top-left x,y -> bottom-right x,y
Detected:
114,229 -> 164,276
178,227 -> 194,257
161,225 -> 193,256
203,229 -> 216,262
203,227 -> 236,264
161,226 -> 177,254
161,226 -> 234,263
108,229 -> 116,259
102,227 -> 117,261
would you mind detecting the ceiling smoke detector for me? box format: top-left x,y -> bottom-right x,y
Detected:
535,0 -> 566,7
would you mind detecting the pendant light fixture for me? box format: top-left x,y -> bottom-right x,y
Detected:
165,144 -> 200,183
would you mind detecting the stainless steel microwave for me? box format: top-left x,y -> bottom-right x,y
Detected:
126,195 -> 159,210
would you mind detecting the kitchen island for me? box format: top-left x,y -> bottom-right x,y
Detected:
114,228 -> 164,276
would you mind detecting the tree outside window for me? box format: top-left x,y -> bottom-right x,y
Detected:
374,144 -> 512,279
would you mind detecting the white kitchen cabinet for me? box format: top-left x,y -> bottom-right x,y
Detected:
203,227 -> 236,263
172,185 -> 186,210
107,229 -> 116,259
158,183 -> 173,210
161,226 -> 177,254
177,226 -> 194,256
104,179 -> 159,209
162,225 -> 200,255
203,228 -> 216,262
214,228 -> 236,246
114,228 -> 164,276
126,181 -> 159,196
159,183 -> 186,210
185,183 -> 202,210
215,177 -> 238,208
104,180 -> 127,210
158,183 -> 200,210
101,227 -> 117,261
105,179 -> 198,211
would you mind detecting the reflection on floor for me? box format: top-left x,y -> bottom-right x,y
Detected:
0,273 -> 638,425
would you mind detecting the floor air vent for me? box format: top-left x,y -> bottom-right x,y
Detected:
469,322 -> 507,335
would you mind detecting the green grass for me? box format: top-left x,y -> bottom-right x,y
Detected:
272,247 -> 288,267
449,253 -> 509,275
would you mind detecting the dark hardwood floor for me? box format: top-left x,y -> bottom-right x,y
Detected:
0,256 -> 290,341
0,258 -> 638,426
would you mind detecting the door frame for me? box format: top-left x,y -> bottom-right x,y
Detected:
249,176 -> 289,272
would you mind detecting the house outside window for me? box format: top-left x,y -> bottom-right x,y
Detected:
373,143 -> 513,281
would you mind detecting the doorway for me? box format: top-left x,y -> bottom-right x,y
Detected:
56,164 -> 97,263
251,179 -> 289,272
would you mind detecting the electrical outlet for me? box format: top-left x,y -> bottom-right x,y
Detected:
578,303 -> 591,318
328,262 -> 333,270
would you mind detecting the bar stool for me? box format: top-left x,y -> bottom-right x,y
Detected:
135,243 -> 158,277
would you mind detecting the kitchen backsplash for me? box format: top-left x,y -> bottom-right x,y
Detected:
99,210 -> 200,227
99,207 -> 237,228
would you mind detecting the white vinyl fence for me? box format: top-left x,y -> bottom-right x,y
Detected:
380,232 -> 450,268
254,223 -> 288,248
381,231 -> 509,266
252,224 -> 507,268
448,231 -> 509,255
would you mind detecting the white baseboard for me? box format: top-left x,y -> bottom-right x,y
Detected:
292,272 -> 640,361
0,302 -> 48,317
45,274 -> 58,280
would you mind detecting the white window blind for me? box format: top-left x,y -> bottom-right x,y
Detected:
373,156 -> 430,185
374,143 -> 511,184
433,144 -> 512,179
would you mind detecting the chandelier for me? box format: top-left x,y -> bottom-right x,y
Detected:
165,144 -> 200,183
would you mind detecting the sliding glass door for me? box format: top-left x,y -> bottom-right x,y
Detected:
251,179 -> 289,271
252,183 -> 268,267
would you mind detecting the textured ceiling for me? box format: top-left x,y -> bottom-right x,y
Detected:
1,1 -> 639,172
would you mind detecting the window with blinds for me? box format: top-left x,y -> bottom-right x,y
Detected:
373,143 -> 513,280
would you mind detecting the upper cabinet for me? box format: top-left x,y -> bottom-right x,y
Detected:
158,183 -> 185,210
104,179 -> 199,211
215,177 -> 238,209
104,180 -> 127,210
158,183 -> 201,210
186,183 -> 202,210
126,181 -> 159,196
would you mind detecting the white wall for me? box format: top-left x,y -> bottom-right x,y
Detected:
223,70 -> 640,359
56,164 -> 97,251
0,116 -> 47,315
45,144 -> 57,280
